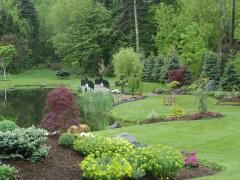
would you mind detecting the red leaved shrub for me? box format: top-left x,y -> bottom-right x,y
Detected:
167,67 -> 190,85
41,86 -> 80,132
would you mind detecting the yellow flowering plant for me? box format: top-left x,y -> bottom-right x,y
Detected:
81,153 -> 132,180
73,136 -> 133,157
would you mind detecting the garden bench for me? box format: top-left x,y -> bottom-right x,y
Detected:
164,94 -> 176,106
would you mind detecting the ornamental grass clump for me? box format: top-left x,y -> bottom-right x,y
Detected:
77,92 -> 113,131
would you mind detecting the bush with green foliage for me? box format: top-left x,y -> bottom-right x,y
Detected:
169,105 -> 185,118
77,92 -> 113,131
73,136 -> 133,157
202,51 -> 220,83
78,137 -> 184,180
0,120 -> 18,132
0,127 -> 48,162
113,48 -> 143,85
195,79 -> 209,113
160,49 -> 180,82
0,164 -> 18,180
126,146 -> 184,179
27,145 -> 49,162
58,133 -> 75,147
128,75 -> 143,96
81,153 -> 132,179
167,81 -> 180,90
142,55 -> 163,82
220,63 -> 240,91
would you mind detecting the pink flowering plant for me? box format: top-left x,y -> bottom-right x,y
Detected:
184,151 -> 198,168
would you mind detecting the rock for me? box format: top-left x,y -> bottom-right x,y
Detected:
114,133 -> 138,144
108,122 -> 121,129
114,133 -> 147,148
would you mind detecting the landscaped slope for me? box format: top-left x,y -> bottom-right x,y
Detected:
99,101 -> 240,180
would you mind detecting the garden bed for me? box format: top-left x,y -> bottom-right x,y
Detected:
3,136 -> 219,180
3,136 -> 83,180
140,112 -> 222,124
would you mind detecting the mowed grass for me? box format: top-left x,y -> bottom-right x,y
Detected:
98,97 -> 240,180
0,68 -> 161,94
111,95 -> 218,123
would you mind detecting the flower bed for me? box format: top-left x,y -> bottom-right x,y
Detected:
140,112 -> 222,124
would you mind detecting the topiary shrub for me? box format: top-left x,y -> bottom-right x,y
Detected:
41,86 -> 80,132
0,120 -> 18,132
0,164 -> 18,180
58,133 -> 75,147
81,153 -> 132,179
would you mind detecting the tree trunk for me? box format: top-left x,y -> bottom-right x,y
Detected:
230,0 -> 235,51
133,0 -> 140,53
3,68 -> 6,80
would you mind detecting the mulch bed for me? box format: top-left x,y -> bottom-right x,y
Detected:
3,137 -> 218,180
140,112 -> 222,125
3,136 -> 83,180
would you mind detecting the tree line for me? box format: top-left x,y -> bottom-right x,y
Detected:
0,0 -> 240,81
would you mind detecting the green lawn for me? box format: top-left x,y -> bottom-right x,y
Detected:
0,69 -> 161,94
98,97 -> 240,180
111,95 -> 219,123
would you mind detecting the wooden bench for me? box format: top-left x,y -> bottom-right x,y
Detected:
164,94 -> 176,106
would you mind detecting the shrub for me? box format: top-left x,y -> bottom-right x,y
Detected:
160,49 -> 180,82
0,127 -> 48,161
214,91 -> 226,99
0,120 -> 18,132
220,63 -> 240,91
67,124 -> 90,134
167,81 -> 180,90
113,48 -> 143,84
81,153 -> 132,179
128,75 -> 143,96
0,164 -> 18,180
202,51 -> 220,83
27,145 -> 49,162
169,105 -> 185,118
143,145 -> 184,179
41,86 -> 80,132
73,136 -> 133,156
77,92 -> 113,131
58,133 -> 75,147
167,67 -> 191,85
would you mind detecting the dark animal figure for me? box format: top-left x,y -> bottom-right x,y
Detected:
56,70 -> 70,79
94,76 -> 110,89
81,77 -> 94,91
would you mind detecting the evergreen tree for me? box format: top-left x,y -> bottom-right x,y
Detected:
220,63 -> 240,91
142,55 -> 155,81
202,51 -> 220,83
151,56 -> 163,82
160,49 -> 180,82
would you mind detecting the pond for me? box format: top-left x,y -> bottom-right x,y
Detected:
0,88 -> 51,127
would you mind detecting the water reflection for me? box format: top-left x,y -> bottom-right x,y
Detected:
0,88 -> 51,127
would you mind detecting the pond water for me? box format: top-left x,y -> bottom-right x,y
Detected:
0,88 -> 51,127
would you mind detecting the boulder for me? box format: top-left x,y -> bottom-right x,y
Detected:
108,122 -> 121,129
